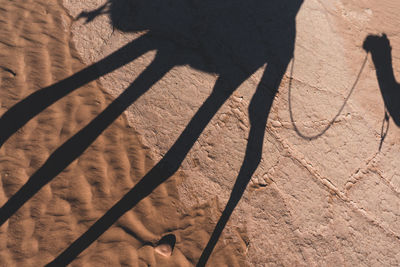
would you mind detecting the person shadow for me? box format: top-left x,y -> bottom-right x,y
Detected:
363,34 -> 400,150
0,0 -> 304,265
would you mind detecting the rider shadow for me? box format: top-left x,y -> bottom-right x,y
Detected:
363,34 -> 400,150
0,0 -> 304,265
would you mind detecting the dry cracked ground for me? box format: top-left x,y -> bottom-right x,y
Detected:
1,0 -> 400,266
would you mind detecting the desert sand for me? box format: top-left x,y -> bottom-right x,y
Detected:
1,0 -> 400,266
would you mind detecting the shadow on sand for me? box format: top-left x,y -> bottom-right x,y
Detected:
0,0 -> 304,265
363,33 -> 400,150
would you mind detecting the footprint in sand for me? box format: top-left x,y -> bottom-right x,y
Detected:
154,234 -> 176,257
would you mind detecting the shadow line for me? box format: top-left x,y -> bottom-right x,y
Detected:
379,110 -> 390,150
47,66 -> 250,266
288,53 -> 368,140
0,50 -> 172,226
0,34 -> 153,148
197,60 -> 288,266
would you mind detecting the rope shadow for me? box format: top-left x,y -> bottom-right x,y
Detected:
288,53 -> 368,140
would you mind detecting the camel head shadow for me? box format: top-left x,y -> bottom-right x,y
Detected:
363,33 -> 400,127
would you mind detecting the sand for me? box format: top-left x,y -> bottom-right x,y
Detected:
0,0 -> 246,266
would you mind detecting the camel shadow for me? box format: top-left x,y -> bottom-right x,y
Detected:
363,34 -> 400,149
0,0 -> 304,265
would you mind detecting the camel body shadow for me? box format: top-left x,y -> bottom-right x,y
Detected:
0,0 -> 304,265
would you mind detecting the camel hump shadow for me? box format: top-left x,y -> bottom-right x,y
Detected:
363,33 -> 400,126
82,0 -> 303,75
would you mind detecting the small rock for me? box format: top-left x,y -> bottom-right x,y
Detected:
271,120 -> 282,127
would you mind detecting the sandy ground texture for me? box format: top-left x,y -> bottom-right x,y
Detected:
0,0 -> 247,266
1,0 -> 400,266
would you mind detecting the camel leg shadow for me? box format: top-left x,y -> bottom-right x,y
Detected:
0,50 -> 173,226
47,66 -> 250,266
0,34 -> 154,148
197,59 -> 290,266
